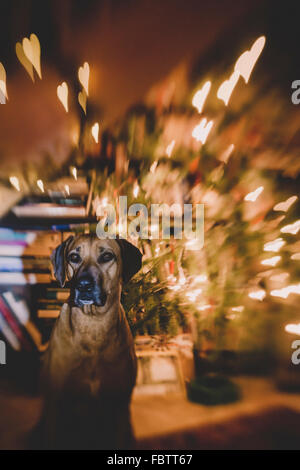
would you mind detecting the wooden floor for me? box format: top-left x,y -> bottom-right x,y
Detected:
132,377 -> 300,449
0,376 -> 300,449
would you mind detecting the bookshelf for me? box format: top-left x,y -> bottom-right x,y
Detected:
0,185 -> 96,353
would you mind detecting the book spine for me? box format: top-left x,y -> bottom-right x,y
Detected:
0,315 -> 21,351
38,310 -> 60,319
0,296 -> 31,350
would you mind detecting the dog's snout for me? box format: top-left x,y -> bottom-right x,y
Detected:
76,276 -> 94,292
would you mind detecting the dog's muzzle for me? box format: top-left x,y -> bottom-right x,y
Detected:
73,274 -> 107,307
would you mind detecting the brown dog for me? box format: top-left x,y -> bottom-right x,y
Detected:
41,234 -> 142,449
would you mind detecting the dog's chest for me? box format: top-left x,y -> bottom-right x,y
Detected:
48,305 -> 136,397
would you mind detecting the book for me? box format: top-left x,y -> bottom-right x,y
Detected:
0,272 -> 52,284
0,256 -> 50,273
2,291 -> 43,350
0,228 -> 37,243
0,296 -> 31,350
44,290 -> 69,300
0,314 -> 21,351
38,309 -> 60,319
12,204 -> 86,219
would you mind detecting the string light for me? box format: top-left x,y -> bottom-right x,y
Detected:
166,140 -> 176,157
244,186 -> 264,202
91,122 -> 100,144
270,283 -> 300,299
234,36 -> 266,84
9,176 -> 20,192
192,118 -> 213,144
192,81 -> 211,113
193,274 -> 208,283
231,306 -> 244,312
197,304 -> 212,311
37,179 -> 44,193
78,62 -> 90,96
248,289 -> 266,301
261,256 -> 281,267
150,161 -> 158,173
217,71 -> 239,106
285,323 -> 300,336
71,167 -> 77,180
263,238 -> 285,252
133,181 -> 140,198
273,196 -> 298,212
280,220 -> 300,235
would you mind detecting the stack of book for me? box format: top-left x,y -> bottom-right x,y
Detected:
0,181 -> 90,348
0,290 -> 43,351
36,287 -> 69,318
0,228 -> 57,285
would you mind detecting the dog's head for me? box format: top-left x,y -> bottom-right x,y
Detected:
50,234 -> 142,311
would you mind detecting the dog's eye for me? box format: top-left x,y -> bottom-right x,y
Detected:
68,253 -> 81,264
98,252 -> 114,263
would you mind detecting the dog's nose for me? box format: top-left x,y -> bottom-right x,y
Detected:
76,276 -> 94,292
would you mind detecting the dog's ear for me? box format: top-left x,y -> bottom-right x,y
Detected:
116,238 -> 142,283
50,236 -> 74,287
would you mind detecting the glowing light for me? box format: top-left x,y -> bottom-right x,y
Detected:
291,253 -> 300,261
231,306 -> 244,312
263,238 -> 285,253
178,272 -> 186,286
273,196 -> 298,212
9,176 -> 20,192
168,284 -> 181,292
133,182 -> 140,198
0,63 -> 8,100
166,140 -> 176,157
71,167 -> 77,180
280,220 -> 300,235
185,239 -> 202,249
91,122 -> 99,143
22,33 -> 42,79
64,185 -> 70,196
192,81 -> 211,113
37,179 -> 44,193
244,186 -> 264,202
16,42 -> 34,81
261,256 -> 281,267
197,304 -> 212,311
186,288 -> 202,302
192,118 -> 213,144
270,272 -> 289,282
193,274 -> 208,283
78,90 -> 87,114
78,62 -> 90,95
285,323 -> 300,336
220,144 -> 235,163
57,82 -> 68,112
248,289 -> 266,301
150,161 -> 158,173
217,71 -> 240,106
271,283 -> 300,299
102,197 -> 108,207
234,36 -> 266,84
